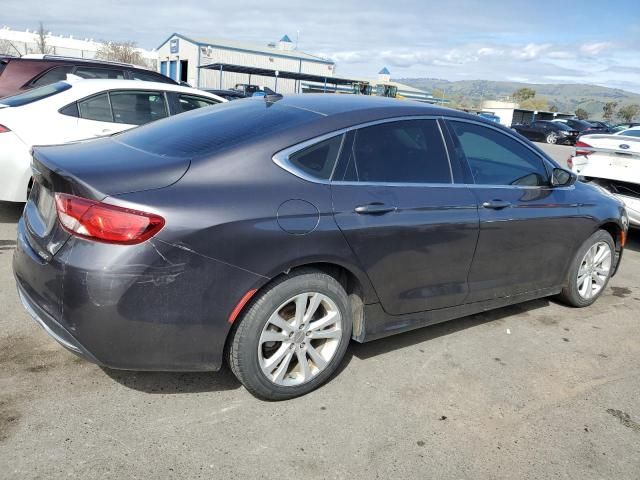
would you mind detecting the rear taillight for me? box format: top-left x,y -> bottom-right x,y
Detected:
567,157 -> 573,168
575,140 -> 591,157
0,124 -> 10,133
54,193 -> 164,245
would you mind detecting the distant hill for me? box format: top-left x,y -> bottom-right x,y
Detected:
395,78 -> 640,120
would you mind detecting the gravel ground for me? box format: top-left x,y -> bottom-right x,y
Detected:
1,142 -> 639,479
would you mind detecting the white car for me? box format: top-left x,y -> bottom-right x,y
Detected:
570,130 -> 640,226
0,78 -> 225,202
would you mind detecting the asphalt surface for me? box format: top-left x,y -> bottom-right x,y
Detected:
1,143 -> 639,479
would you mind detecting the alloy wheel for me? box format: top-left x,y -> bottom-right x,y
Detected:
258,292 -> 342,386
576,241 -> 612,299
546,133 -> 558,144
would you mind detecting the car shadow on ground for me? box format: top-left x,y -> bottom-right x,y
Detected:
0,202 -> 24,224
102,365 -> 242,394
348,298 -> 550,361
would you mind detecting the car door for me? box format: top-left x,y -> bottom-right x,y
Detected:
445,119 -> 582,302
75,90 -> 168,139
530,121 -> 548,141
331,118 -> 479,315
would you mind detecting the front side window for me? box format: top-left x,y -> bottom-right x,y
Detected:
340,119 -> 451,184
109,91 -> 168,125
74,67 -> 125,79
287,135 -> 344,181
30,66 -> 74,87
449,121 -> 549,187
78,93 -> 112,122
177,94 -> 219,113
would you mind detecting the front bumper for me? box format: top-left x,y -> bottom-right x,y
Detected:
13,218 -> 264,371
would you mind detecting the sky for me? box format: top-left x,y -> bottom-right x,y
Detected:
3,0 -> 640,92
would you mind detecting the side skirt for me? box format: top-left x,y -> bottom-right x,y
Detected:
354,287 -> 561,343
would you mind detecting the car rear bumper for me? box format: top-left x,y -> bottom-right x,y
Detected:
13,218 -> 265,371
617,194 -> 640,227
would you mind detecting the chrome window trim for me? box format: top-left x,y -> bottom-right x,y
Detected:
272,115 -> 454,185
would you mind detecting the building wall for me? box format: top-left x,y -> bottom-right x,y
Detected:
156,34 -> 334,93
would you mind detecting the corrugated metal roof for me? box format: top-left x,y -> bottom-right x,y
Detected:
178,34 -> 333,64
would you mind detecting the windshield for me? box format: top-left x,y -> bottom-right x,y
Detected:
618,129 -> 640,138
0,81 -> 71,107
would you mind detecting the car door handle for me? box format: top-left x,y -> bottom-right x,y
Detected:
482,200 -> 511,210
354,203 -> 396,215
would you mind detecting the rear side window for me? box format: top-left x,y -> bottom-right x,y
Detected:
130,70 -> 173,83
110,91 -> 168,125
449,121 -> 549,186
78,93 -> 112,122
74,67 -> 125,79
0,81 -> 72,107
340,119 -> 451,184
31,66 -> 74,87
177,94 -> 219,112
288,135 -> 344,180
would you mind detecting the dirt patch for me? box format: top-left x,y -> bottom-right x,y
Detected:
610,287 -> 632,298
606,409 -> 640,433
0,397 -> 21,443
538,315 -> 558,326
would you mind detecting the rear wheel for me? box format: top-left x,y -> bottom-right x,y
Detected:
227,269 -> 352,400
546,132 -> 558,144
557,230 -> 615,307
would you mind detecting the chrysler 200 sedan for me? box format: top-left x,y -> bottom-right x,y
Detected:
14,95 -> 628,400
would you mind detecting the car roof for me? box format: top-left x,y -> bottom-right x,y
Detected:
61,78 -> 225,99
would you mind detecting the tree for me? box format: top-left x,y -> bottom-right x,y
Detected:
617,104 -> 640,122
96,41 -> 148,67
575,108 -> 589,120
602,101 -> 618,122
519,97 -> 549,111
35,22 -> 52,54
512,87 -> 536,103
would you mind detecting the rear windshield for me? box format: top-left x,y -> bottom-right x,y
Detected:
116,98 -> 319,158
0,81 -> 71,107
553,122 -> 572,131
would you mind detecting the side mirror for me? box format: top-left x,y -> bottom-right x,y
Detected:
551,168 -> 577,187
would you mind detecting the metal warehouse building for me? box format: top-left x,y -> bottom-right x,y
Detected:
156,33 -> 335,92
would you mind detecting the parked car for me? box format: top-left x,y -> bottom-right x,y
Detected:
588,120 -> 614,133
512,120 -> 579,144
611,122 -> 640,133
552,118 -> 605,135
477,112 -> 501,123
13,95 -> 628,400
570,132 -> 640,227
202,89 -> 247,101
0,54 -> 177,98
0,78 -> 225,202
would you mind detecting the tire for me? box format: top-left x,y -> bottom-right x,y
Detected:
227,269 -> 352,400
546,133 -> 558,144
557,230 -> 615,307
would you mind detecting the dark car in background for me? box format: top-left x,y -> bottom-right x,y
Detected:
0,54 -> 177,98
588,120 -> 614,133
512,120 -> 579,144
13,96 -> 628,400
553,118 -> 604,135
611,122 -> 640,133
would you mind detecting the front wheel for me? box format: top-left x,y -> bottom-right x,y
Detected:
557,230 -> 615,307
546,132 -> 558,144
227,269 -> 352,400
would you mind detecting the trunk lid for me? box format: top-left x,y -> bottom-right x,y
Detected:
24,137 -> 190,260
575,134 -> 640,184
